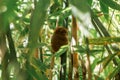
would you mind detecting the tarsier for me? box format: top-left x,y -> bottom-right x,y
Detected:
51,27 -> 68,53
50,27 -> 68,80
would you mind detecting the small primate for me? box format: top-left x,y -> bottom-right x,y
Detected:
50,27 -> 68,80
51,27 -> 68,53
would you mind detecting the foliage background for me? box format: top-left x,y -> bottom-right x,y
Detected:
0,0 -> 120,80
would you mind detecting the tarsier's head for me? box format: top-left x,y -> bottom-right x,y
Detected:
54,27 -> 68,35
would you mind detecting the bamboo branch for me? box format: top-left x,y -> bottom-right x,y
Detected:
6,25 -> 17,61
86,38 -> 92,80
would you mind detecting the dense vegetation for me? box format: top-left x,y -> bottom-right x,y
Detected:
0,0 -> 120,80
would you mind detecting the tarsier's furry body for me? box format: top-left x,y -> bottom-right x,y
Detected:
49,27 -> 68,80
51,27 -> 68,53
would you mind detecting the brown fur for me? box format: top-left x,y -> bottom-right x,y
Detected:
51,27 -> 68,53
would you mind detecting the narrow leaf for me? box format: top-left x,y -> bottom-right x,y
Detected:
100,0 -> 109,20
55,45 -> 68,57
106,63 -> 120,80
101,0 -> 120,11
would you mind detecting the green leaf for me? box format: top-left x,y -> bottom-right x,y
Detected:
100,0 -> 109,20
50,2 -> 61,13
55,45 -> 68,57
87,0 -> 93,6
101,0 -> 120,11
98,53 -> 117,69
91,58 -> 100,72
89,37 -> 120,45
26,61 -> 48,80
106,63 -> 120,79
91,10 -> 110,37
33,58 -> 48,72
4,0 -> 18,20
27,64 -> 41,80
76,45 -> 86,53
70,0 -> 89,13
49,7 -> 71,20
